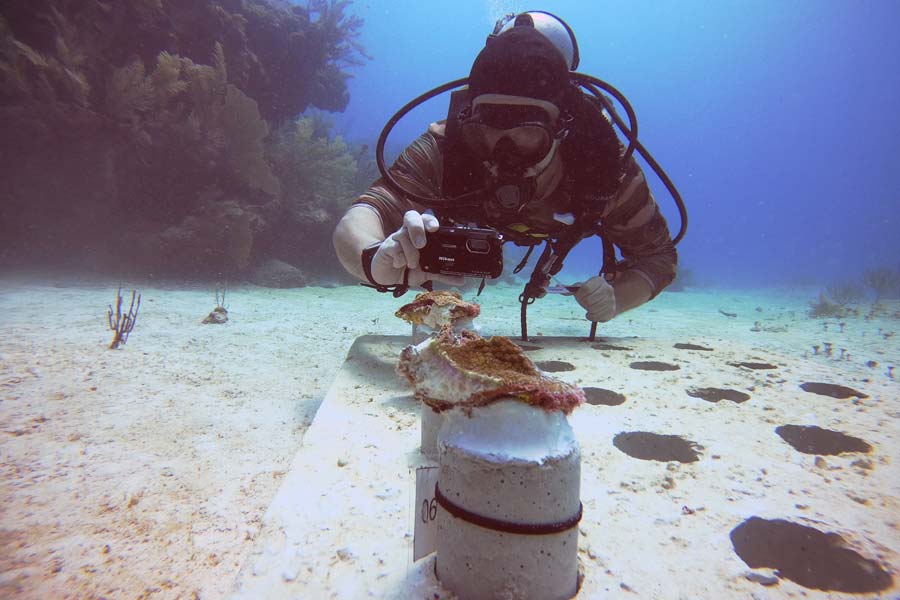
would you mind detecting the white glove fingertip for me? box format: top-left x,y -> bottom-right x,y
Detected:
422,213 -> 440,231
403,212 -> 427,248
397,234 -> 419,269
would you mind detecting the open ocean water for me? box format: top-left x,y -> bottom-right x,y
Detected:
1,1 -> 899,598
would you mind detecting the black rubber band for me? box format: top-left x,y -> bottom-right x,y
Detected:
434,483 -> 582,535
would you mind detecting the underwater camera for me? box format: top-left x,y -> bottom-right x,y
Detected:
420,226 -> 504,279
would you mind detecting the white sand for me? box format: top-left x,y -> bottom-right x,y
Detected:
1,275 -> 898,599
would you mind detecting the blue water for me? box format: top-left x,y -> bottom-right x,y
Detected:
331,0 -> 900,287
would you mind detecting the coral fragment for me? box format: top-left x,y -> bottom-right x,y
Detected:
397,328 -> 584,414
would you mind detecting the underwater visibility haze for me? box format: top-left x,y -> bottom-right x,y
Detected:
1,0 -> 899,287
0,1 -> 899,599
334,0 -> 900,287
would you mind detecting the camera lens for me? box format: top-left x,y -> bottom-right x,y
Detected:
466,239 -> 490,254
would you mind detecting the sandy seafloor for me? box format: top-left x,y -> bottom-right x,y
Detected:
0,273 -> 898,599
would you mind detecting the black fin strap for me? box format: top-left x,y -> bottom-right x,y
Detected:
477,277 -> 486,296
435,483 -> 583,535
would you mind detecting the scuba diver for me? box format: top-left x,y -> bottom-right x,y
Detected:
333,11 -> 685,339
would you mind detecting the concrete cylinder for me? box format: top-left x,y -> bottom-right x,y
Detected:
420,405 -> 443,459
411,324 -> 430,345
435,400 -> 581,600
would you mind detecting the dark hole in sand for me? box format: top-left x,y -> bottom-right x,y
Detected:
629,361 -> 680,372
516,344 -> 542,352
613,431 -> 701,462
583,387 -> 626,406
775,425 -> 872,455
687,387 -> 751,404
674,342 -> 714,351
591,342 -> 632,351
536,360 -> 576,373
730,517 -> 893,593
729,361 -> 778,370
800,382 -> 868,399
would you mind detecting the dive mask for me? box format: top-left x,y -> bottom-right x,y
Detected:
460,120 -> 554,164
459,95 -> 565,166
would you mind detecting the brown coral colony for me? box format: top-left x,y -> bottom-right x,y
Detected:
395,290 -> 481,326
401,327 -> 585,414
441,334 -> 537,379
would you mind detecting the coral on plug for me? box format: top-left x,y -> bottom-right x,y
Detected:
397,328 -> 584,414
395,290 -> 480,330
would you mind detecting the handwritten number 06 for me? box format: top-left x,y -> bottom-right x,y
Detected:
421,498 -> 437,523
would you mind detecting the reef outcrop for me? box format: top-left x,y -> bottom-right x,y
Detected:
0,1 -> 368,281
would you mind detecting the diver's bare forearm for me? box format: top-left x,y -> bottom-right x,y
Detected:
333,205 -> 385,281
611,269 -> 654,315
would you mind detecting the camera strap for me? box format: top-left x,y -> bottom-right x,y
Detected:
360,243 -> 414,297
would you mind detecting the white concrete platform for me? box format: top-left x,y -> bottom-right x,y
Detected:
231,334 -> 898,599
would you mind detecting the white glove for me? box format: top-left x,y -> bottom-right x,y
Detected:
370,210 -> 465,288
574,275 -> 617,322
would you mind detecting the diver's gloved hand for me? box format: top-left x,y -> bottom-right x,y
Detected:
574,275 -> 617,322
370,210 -> 465,288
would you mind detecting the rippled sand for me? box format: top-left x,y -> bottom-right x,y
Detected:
1,275 -> 897,599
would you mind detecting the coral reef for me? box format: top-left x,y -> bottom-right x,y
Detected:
267,112 -> 364,274
223,83 -> 281,196
809,279 -> 864,318
862,267 -> 900,303
809,293 -> 846,319
0,1 -> 367,280
667,265 -> 696,292
248,258 -> 307,288
397,328 -> 585,414
148,198 -> 274,275
824,280 -> 865,307
810,268 -> 900,319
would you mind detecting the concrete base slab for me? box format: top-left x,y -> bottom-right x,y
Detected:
231,334 -> 898,599
230,335 -> 438,599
